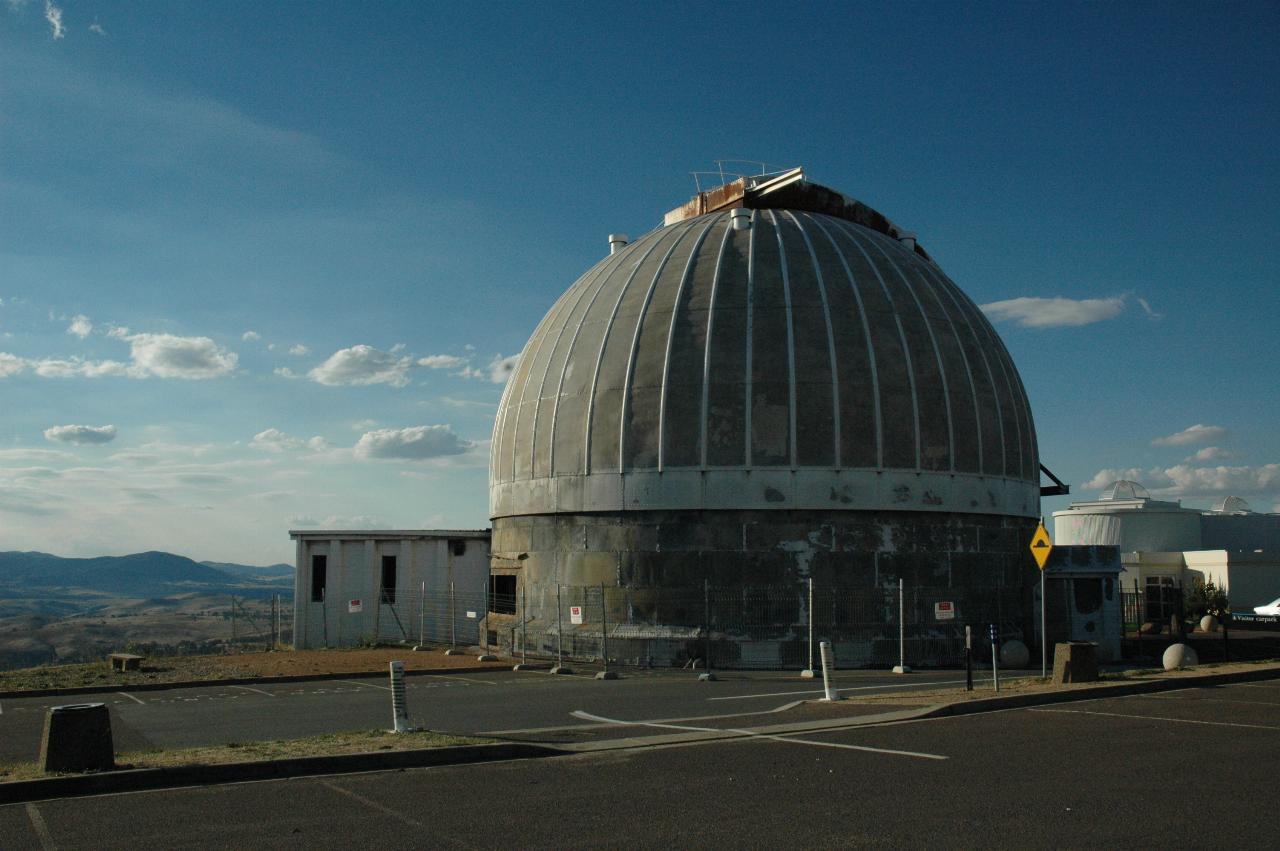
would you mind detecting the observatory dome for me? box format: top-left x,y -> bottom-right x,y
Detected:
491,202 -> 1038,521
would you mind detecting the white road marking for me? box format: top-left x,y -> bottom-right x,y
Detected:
482,700 -> 805,736
116,691 -> 145,705
421,674 -> 496,685
231,685 -> 275,697
706,679 -> 970,701
315,779 -> 429,831
1030,706 -> 1280,730
338,679 -> 392,691
25,803 -> 55,851
1137,693 -> 1280,707
570,710 -> 948,760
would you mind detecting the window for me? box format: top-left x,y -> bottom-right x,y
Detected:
1145,576 -> 1178,622
450,539 -> 467,557
310,555 -> 327,603
489,574 -> 517,615
380,556 -> 397,604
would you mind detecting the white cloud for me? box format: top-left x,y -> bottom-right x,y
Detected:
438,396 -> 497,410
88,21 -> 105,36
67,314 -> 92,338
274,367 -> 299,379
242,331 -> 261,342
1152,424 -> 1226,447
417,354 -> 468,370
107,325 -> 130,339
980,296 -> 1126,328
0,352 -> 26,378
43,0 -> 63,39
31,357 -> 132,378
351,419 -> 378,430
1135,297 -> 1162,320
1185,446 -> 1231,463
0,447 -> 77,462
487,354 -> 519,384
43,424 -> 118,445
289,344 -> 309,356
250,428 -> 328,453
354,425 -> 472,460
287,514 -> 394,530
124,332 -> 238,379
1083,463 -> 1280,500
309,345 -> 411,387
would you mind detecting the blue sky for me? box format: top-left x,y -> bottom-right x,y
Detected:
2,1 -> 1277,564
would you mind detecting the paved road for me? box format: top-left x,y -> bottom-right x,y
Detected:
0,668 -> 1021,763
3,679 -> 1277,848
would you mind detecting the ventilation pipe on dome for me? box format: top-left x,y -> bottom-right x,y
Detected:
608,234 -> 629,255
730,208 -> 752,231
898,231 -> 917,252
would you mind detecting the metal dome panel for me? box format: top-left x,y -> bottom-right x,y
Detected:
491,208 -> 1039,519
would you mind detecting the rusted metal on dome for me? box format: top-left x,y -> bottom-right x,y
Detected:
663,167 -> 933,262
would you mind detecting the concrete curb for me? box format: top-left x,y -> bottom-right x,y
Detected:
915,664 -> 1280,720
0,665 -> 510,701
0,742 -> 563,805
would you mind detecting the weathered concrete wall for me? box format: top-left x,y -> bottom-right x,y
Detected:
494,509 -> 1037,624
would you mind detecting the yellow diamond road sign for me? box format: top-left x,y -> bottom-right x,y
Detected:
1030,521 -> 1053,570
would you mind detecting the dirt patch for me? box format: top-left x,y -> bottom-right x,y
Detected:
0,647 -> 511,694
0,728 -> 484,783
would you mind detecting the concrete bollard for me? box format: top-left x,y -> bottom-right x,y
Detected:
1052,642 -> 1099,684
1163,643 -> 1199,671
40,703 -> 114,772
819,641 -> 841,701
389,661 -> 411,733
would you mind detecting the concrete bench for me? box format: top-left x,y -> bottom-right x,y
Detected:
108,653 -> 143,672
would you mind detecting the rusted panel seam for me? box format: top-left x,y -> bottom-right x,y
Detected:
657,216 -> 720,472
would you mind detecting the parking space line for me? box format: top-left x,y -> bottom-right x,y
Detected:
315,779 -> 433,834
571,710 -> 948,760
117,691 -> 145,705
25,803 -> 55,851
231,685 -> 275,697
484,700 -> 806,736
421,674 -> 496,685
1137,693 -> 1280,707
338,679 -> 392,692
707,679 -> 967,701
1030,706 -> 1280,730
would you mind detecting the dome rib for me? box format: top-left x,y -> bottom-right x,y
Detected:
784,211 -> 843,466
802,212 -> 883,468
490,209 -> 1039,520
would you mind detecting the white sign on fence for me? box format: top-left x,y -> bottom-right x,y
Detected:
934,601 -> 955,621
465,610 -> 477,619
570,605 -> 583,625
348,599 -> 363,613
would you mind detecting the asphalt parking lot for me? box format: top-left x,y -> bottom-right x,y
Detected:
3,678 -> 1277,848
0,668 -> 1008,763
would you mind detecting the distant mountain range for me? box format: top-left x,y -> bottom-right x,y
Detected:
0,551 -> 292,598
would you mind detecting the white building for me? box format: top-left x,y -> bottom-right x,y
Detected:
291,529 -> 490,649
1053,482 -> 1280,609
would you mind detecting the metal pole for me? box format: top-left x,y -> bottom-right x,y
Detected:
419,580 -> 426,646
808,576 -> 815,674
704,578 -> 712,674
483,580 -> 489,653
898,578 -> 905,670
1040,569 -> 1047,679
556,583 -> 564,666
965,625 -> 973,691
600,582 -> 609,674
449,581 -> 456,648
521,585 -> 527,665
991,623 -> 1000,692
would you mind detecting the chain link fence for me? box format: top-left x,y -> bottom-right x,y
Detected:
362,580 -> 1030,671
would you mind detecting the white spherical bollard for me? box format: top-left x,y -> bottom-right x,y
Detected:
1163,643 -> 1199,671
1199,615 -> 1218,633
999,639 -> 1030,668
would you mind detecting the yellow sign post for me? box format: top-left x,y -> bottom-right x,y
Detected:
1031,520 -> 1053,678
1030,522 -> 1053,570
